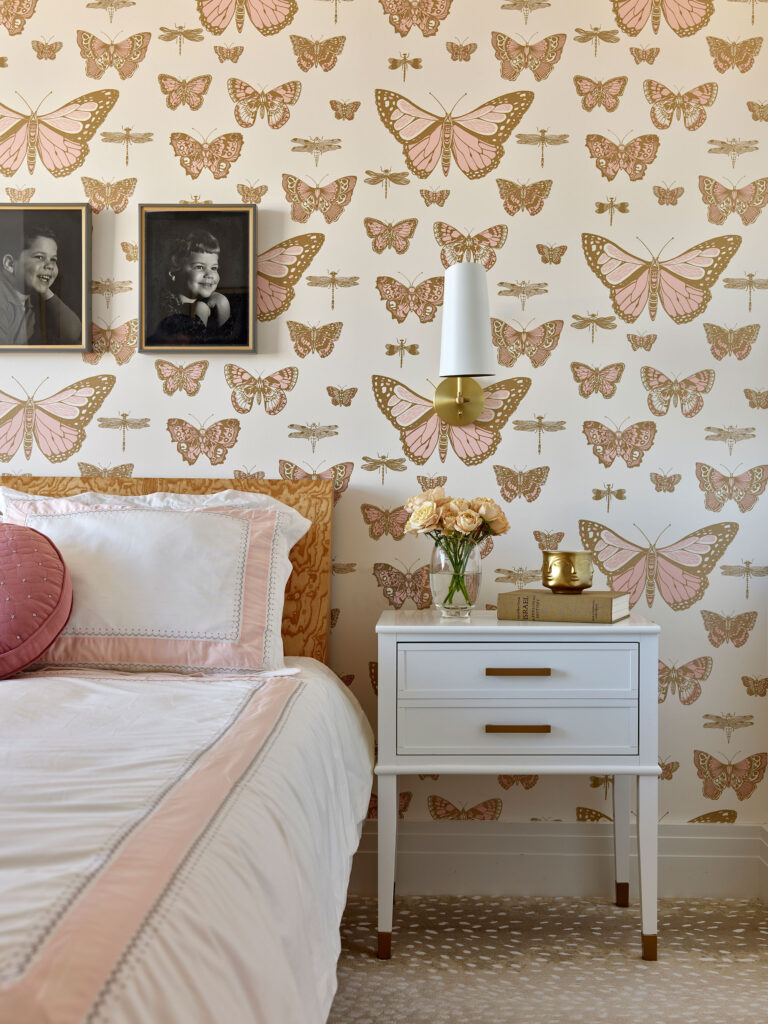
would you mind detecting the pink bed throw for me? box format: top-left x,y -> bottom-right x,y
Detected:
0,674 -> 300,1024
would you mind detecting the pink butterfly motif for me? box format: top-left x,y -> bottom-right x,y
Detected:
573,75 -> 627,112
498,774 -> 539,790
375,88 -> 533,180
366,791 -> 412,820
582,233 -> 742,324
372,374 -> 530,466
695,463 -> 768,513
360,503 -> 410,540
585,134 -> 660,182
170,131 -> 243,179
570,361 -> 625,399
278,459 -> 353,504
154,359 -> 209,397
166,417 -> 240,465
364,217 -> 418,255
491,32 -> 566,82
694,750 -> 766,801
427,795 -> 502,820
84,320 -> 137,366
379,0 -> 453,37
196,0 -> 297,35
0,89 -> 118,177
372,561 -> 431,609
433,221 -> 508,270
579,519 -> 738,612
76,31 -> 151,80
657,656 -> 712,704
0,1 -> 37,36
224,365 -> 298,414
611,0 -> 714,37
257,232 -> 324,321
0,375 -> 115,463
698,176 -> 768,227
157,73 -> 212,111
627,332 -> 657,350
375,275 -> 444,323
701,610 -> 757,648
640,366 -> 715,417
582,419 -> 657,468
703,323 -> 759,361
490,319 -> 563,368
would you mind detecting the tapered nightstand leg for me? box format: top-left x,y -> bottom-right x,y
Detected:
612,774 -> 631,907
377,773 -> 398,959
637,774 -> 658,960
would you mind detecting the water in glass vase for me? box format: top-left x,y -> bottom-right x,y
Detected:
429,541 -> 481,617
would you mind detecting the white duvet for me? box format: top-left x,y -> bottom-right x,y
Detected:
0,658 -> 374,1024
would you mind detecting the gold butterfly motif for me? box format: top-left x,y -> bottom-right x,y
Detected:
81,175 -> 136,213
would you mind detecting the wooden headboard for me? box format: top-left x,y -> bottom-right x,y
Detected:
0,476 -> 334,664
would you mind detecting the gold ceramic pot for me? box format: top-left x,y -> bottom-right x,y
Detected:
541,551 -> 594,593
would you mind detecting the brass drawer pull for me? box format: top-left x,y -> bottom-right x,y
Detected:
485,667 -> 551,677
485,724 -> 552,734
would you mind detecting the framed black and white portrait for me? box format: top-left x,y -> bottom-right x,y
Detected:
139,204 -> 257,352
0,204 -> 90,351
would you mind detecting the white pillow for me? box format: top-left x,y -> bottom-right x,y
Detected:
2,494 -> 310,674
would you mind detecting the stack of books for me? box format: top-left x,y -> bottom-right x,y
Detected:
497,588 -> 630,624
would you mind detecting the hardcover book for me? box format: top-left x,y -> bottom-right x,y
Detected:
497,588 -> 630,623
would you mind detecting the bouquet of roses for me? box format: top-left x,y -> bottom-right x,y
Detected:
404,486 -> 509,607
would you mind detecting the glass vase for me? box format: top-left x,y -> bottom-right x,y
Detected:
429,540 -> 482,618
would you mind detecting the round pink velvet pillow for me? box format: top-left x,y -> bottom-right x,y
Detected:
0,524 -> 73,679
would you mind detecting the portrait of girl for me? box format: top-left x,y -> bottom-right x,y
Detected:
141,206 -> 255,352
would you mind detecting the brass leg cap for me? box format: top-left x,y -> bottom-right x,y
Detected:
615,882 -> 629,907
642,933 -> 658,961
377,932 -> 392,959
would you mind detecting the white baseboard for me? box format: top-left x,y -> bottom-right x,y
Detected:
350,821 -> 768,900
759,825 -> 768,902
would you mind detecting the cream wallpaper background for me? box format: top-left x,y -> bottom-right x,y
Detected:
0,0 -> 765,826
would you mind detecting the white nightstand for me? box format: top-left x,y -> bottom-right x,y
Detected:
375,609 -> 660,961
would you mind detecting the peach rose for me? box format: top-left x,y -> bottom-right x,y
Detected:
488,508 -> 510,535
405,486 -> 447,513
404,500 -> 442,533
444,497 -> 470,517
471,498 -> 507,531
455,508 -> 483,534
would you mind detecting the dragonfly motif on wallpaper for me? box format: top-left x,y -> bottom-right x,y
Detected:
287,423 -> 338,453
571,312 -> 617,343
361,453 -> 408,484
512,415 -> 566,454
290,137 -> 342,166
720,560 -> 768,598
498,280 -> 548,309
97,412 -> 150,450
516,128 -> 569,168
595,196 -> 629,226
306,270 -> 359,309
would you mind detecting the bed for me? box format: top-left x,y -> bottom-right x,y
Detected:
0,476 -> 374,1024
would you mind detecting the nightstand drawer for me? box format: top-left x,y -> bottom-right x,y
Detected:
397,703 -> 638,755
397,642 -> 638,700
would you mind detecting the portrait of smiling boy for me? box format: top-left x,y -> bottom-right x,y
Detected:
0,206 -> 88,349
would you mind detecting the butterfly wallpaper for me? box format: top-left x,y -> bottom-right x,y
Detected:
0,0 -> 765,826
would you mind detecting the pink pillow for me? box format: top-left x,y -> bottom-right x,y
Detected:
0,524 -> 73,679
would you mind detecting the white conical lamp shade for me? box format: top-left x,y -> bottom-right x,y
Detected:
438,261 -> 495,378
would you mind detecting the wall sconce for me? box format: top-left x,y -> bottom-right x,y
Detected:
434,261 -> 495,426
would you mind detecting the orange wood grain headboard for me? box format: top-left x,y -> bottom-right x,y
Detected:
0,476 -> 334,664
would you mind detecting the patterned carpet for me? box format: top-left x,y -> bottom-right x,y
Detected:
328,896 -> 768,1024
